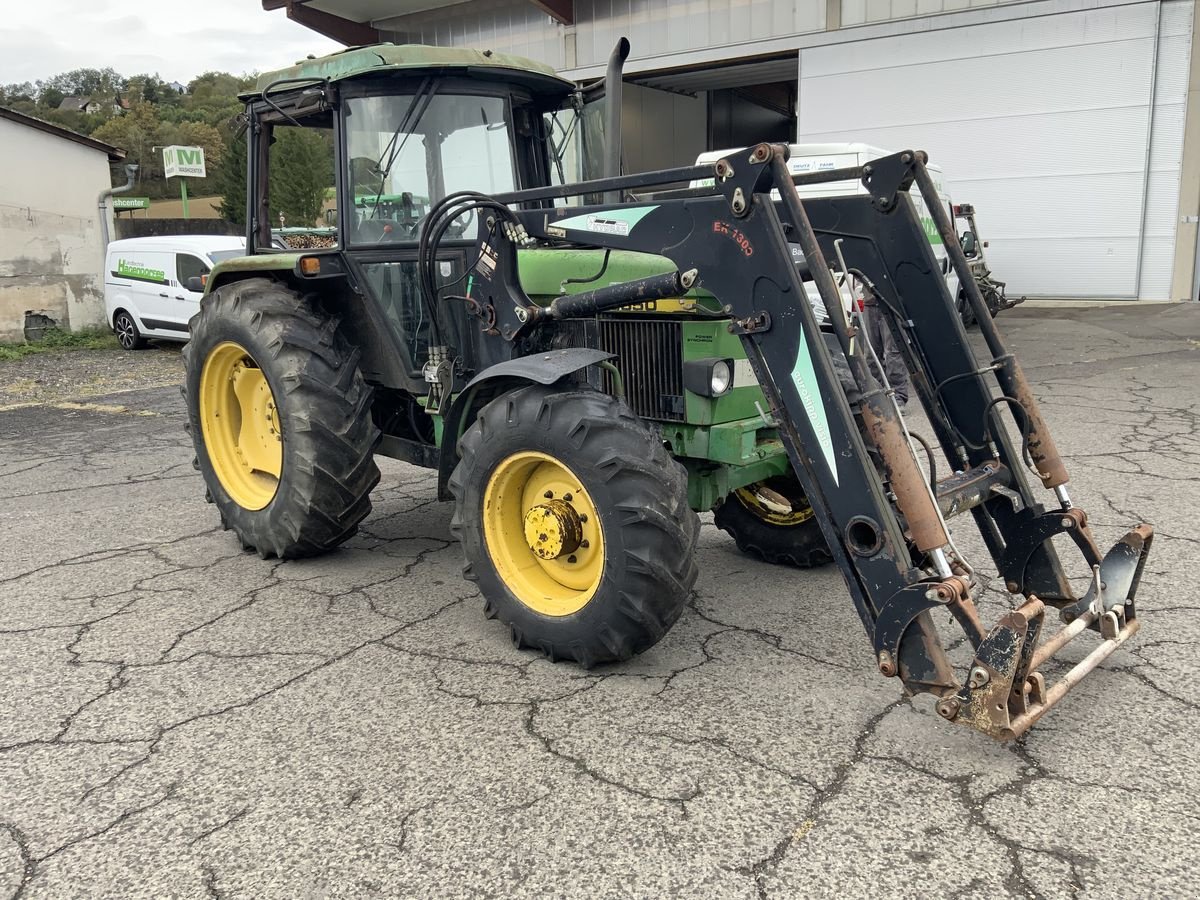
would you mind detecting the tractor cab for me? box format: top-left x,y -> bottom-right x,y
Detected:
234,44 -> 589,390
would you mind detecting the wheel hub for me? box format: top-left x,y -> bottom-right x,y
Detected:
523,499 -> 583,560
198,342 -> 283,511
482,451 -> 605,617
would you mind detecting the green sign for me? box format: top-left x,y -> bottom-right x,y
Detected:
112,197 -> 150,210
163,145 -> 206,178
114,258 -> 167,284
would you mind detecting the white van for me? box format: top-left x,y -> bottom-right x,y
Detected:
104,236 -> 246,349
692,143 -> 959,319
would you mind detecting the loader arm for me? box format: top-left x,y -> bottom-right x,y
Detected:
440,144 -> 1152,740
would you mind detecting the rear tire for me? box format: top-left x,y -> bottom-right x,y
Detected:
113,310 -> 147,350
955,289 -> 977,329
183,278 -> 381,559
450,384 -> 699,667
714,475 -> 832,568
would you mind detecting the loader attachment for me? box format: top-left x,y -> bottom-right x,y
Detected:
435,143 -> 1153,739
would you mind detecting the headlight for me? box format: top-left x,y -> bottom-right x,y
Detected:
683,357 -> 736,398
710,360 -> 731,395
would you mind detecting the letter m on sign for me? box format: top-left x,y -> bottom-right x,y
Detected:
180,149 -> 200,165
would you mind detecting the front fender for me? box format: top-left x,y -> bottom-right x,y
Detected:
436,348 -> 615,499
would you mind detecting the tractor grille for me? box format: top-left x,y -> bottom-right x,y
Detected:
597,317 -> 685,422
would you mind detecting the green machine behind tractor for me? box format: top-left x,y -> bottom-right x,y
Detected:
183,40 -> 1152,740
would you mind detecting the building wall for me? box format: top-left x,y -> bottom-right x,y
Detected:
621,83 -> 707,174
840,0 -> 1026,27
0,118 -> 113,342
377,0 -> 826,70
798,0 -> 1193,299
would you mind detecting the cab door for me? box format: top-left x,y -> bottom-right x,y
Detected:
173,253 -> 211,332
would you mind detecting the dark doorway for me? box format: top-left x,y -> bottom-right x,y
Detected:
708,81 -> 796,150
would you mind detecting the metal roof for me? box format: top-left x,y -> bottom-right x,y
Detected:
0,106 -> 125,161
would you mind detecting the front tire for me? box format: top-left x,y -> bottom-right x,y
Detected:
183,278 -> 381,559
450,384 -> 699,667
113,310 -> 146,350
714,475 -> 832,568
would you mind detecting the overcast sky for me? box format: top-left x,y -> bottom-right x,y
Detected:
0,0 -> 345,85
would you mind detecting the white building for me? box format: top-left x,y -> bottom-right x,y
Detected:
268,0 -> 1200,302
0,108 -> 125,342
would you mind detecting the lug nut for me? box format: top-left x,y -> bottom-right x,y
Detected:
543,491 -> 553,499
580,540 -> 589,549
563,493 -> 573,502
567,555 -> 577,564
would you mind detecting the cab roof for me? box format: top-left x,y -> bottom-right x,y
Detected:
250,43 -> 574,98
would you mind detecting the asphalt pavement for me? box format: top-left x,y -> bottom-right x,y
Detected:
1,304 -> 1198,898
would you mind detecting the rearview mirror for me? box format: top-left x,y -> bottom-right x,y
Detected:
960,231 -> 977,256
186,276 -> 205,293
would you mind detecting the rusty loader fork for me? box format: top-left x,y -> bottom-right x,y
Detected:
451,143 -> 1153,740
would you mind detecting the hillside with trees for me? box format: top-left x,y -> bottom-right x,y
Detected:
0,68 -> 331,228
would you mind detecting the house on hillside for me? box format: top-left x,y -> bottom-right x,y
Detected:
167,81 -> 187,94
57,96 -> 123,115
0,107 -> 125,342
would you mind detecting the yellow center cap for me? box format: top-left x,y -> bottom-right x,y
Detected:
523,500 -> 583,560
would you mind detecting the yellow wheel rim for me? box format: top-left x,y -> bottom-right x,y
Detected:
482,451 -> 605,617
198,341 -> 283,511
734,478 -> 815,527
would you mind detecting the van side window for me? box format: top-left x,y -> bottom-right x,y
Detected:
177,254 -> 209,285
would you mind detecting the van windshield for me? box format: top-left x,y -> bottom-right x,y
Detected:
209,250 -> 246,265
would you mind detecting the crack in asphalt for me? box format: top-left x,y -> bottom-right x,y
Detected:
0,821 -> 35,900
187,807 -> 252,848
735,699 -> 906,899
1,315 -> 1195,896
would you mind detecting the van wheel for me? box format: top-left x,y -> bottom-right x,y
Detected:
114,311 -> 147,350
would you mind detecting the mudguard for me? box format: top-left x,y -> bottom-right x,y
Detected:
435,348 -> 615,499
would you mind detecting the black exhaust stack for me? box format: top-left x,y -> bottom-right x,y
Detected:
603,38 -> 630,204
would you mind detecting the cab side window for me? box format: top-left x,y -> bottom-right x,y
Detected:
176,254 -> 209,287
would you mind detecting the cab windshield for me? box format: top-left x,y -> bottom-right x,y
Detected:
344,92 -> 516,245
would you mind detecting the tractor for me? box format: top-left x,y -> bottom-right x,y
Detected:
184,40 -> 1152,740
953,201 -> 1024,326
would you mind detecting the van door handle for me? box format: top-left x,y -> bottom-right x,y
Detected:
158,292 -> 169,298
174,295 -> 186,300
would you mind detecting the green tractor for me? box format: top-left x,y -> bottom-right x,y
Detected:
185,41 -> 1152,738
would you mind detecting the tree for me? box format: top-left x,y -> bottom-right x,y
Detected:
216,133 -> 248,226
269,128 -> 334,227
37,86 -> 65,110
41,67 -> 123,101
91,101 -> 168,194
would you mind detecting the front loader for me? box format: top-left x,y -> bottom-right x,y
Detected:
183,41 -> 1152,740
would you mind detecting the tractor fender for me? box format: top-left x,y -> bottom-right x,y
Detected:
436,348 -> 615,500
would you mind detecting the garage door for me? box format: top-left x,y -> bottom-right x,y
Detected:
798,1 -> 1193,299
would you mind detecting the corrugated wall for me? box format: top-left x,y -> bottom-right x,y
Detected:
378,1 -> 567,69
378,0 -> 825,69
840,0 -> 1026,28
572,0 -> 824,67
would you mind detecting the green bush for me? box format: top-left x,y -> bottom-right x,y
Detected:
0,327 -> 118,362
